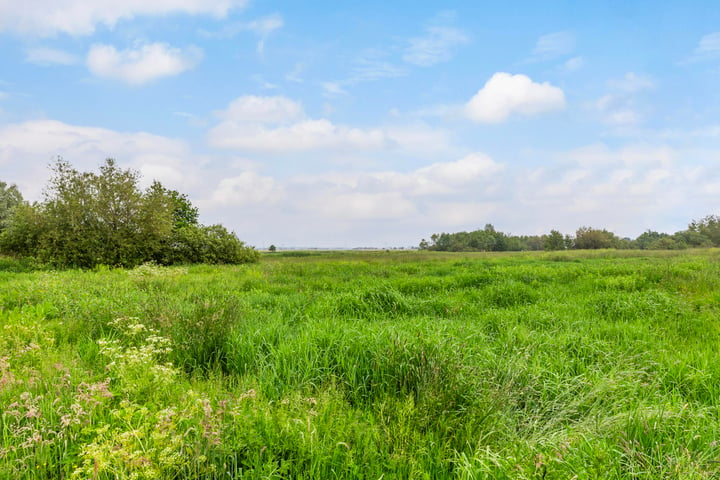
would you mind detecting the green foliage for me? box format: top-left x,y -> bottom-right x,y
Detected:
421,214 -> 720,252
0,180 -> 23,231
688,214 -> 720,246
159,224 -> 259,265
0,203 -> 44,257
543,229 -> 565,251
422,224 -> 544,252
0,159 -> 257,268
574,226 -> 620,249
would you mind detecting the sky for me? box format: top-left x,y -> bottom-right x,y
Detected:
1,0 -> 719,248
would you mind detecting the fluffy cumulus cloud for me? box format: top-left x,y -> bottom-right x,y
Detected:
208,95 -> 451,153
211,172 -> 283,207
0,0 -> 245,37
511,143 -> 720,236
0,119 -> 197,200
87,42 -> 203,85
465,73 -> 566,123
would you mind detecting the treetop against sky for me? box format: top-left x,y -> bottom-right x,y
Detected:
0,1 -> 718,247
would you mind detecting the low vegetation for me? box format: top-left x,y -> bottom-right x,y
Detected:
1,249 -> 719,478
421,218 -> 720,252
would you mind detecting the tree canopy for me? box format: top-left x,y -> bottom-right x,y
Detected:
420,217 -> 720,252
0,180 -> 23,232
0,158 -> 258,268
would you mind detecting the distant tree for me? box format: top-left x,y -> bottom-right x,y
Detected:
674,229 -> 712,248
649,236 -> 686,250
543,230 -> 565,251
574,227 -> 619,249
616,237 -> 636,249
269,244 -> 277,252
635,230 -> 667,250
688,215 -> 720,246
0,181 -> 23,232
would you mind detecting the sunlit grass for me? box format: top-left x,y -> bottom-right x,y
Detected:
1,249 -> 719,478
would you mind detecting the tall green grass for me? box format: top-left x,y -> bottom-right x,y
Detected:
1,249 -> 719,478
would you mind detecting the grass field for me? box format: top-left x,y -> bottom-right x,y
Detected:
1,249 -> 719,479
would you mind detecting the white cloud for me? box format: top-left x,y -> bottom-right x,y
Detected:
201,13 -> 283,53
0,0 -> 246,37
309,153 -> 503,197
243,13 -> 284,36
694,32 -> 720,58
607,72 -> 655,92
4,116 -> 716,247
514,143 -> 710,236
216,95 -> 303,123
351,56 -> 408,83
208,95 -> 451,154
465,73 -> 566,123
0,119 -> 196,200
596,72 -> 654,126
87,42 -> 203,85
305,192 -> 417,220
211,172 -> 283,207
25,47 -> 80,66
209,118 -> 389,152
321,82 -> 348,96
563,56 -> 585,71
403,26 -> 469,66
530,31 -> 575,61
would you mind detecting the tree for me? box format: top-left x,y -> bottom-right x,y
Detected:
0,158 -> 258,268
268,244 -> 277,252
635,230 -> 666,250
0,202 -> 42,256
36,158 -> 173,267
688,215 -> 720,246
0,181 -> 24,231
574,227 -> 619,249
543,230 -> 565,251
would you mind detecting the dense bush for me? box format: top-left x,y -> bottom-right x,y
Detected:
0,159 -> 258,268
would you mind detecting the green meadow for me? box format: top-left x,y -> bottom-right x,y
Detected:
1,249 -> 719,479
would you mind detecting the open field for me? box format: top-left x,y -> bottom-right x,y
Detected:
1,249 -> 720,479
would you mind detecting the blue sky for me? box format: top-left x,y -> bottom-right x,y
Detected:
1,1 -> 719,248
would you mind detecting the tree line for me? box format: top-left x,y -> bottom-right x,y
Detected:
420,219 -> 720,252
0,158 -> 259,268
